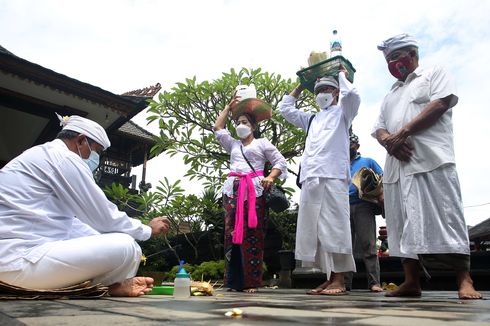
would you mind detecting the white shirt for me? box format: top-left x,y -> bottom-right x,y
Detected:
279,72 -> 360,183
372,66 -> 458,183
0,139 -> 151,272
214,129 -> 288,197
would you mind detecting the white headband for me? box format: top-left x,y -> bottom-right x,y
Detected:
314,76 -> 339,93
56,113 -> 111,150
377,33 -> 418,58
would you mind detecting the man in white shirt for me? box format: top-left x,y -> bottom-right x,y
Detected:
279,67 -> 360,295
0,114 -> 170,297
373,33 -> 481,299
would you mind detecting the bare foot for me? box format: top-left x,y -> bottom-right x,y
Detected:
306,280 -> 331,295
108,277 -> 154,297
370,284 -> 384,292
457,272 -> 482,300
385,281 -> 421,297
243,288 -> 258,293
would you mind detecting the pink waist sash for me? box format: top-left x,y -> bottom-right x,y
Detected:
228,170 -> 264,244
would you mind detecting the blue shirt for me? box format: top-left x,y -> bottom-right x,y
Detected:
349,155 -> 383,205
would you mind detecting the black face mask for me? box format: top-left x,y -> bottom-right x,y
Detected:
350,148 -> 358,159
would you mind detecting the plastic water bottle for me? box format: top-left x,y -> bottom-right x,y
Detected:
330,29 -> 342,57
173,261 -> 191,299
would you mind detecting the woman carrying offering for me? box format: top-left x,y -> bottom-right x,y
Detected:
213,94 -> 288,293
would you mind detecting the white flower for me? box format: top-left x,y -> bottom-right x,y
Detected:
62,116 -> 70,125
56,112 -> 71,127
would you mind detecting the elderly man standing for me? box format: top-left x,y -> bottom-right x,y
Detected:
373,33 -> 481,299
0,114 -> 170,297
279,67 -> 360,295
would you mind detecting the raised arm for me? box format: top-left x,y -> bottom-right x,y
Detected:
213,105 -> 231,131
338,69 -> 360,122
289,84 -> 304,98
213,96 -> 240,131
278,84 -> 313,131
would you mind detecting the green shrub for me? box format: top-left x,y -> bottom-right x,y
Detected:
163,260 -> 225,282
192,260 -> 225,281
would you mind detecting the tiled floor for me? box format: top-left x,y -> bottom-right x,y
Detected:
0,289 -> 488,325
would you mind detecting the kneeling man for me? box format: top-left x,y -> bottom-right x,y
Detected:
0,114 -> 170,296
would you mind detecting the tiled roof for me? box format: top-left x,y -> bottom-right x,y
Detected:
118,120 -> 156,144
469,217 -> 490,240
121,83 -> 162,97
0,45 -> 149,124
0,45 -> 15,56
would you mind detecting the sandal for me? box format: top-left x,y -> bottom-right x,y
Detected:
306,280 -> 331,295
306,287 -> 324,295
319,287 -> 348,296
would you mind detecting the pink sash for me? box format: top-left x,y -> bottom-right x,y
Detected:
228,170 -> 264,244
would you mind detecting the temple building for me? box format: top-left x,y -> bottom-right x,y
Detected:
0,45 -> 161,191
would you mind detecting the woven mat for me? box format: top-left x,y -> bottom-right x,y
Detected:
0,280 -> 109,300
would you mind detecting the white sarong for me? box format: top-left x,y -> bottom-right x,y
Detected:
384,163 -> 470,259
0,233 -> 142,289
296,177 -> 356,279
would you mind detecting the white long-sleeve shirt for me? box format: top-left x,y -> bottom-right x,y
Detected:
215,129 -> 288,197
279,72 -> 360,183
0,139 -> 151,272
372,66 -> 458,183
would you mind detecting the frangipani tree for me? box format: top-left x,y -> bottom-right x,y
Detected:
146,67 -> 316,192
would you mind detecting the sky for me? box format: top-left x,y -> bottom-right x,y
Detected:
1,0 -> 490,226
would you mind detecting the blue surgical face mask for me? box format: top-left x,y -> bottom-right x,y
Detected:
78,140 -> 100,172
84,150 -> 100,172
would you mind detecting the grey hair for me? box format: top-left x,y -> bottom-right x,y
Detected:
57,129 -> 96,144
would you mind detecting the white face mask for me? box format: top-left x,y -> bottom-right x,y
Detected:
315,92 -> 334,109
236,124 -> 252,139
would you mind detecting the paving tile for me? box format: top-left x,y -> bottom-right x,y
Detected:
0,289 -> 488,325
349,316 -> 490,326
17,315 -> 158,326
324,307 -> 470,319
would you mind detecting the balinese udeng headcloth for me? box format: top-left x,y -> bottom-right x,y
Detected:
56,113 -> 111,150
377,33 -> 418,59
314,76 -> 339,94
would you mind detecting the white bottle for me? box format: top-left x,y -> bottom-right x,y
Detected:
173,267 -> 191,299
330,29 -> 342,57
